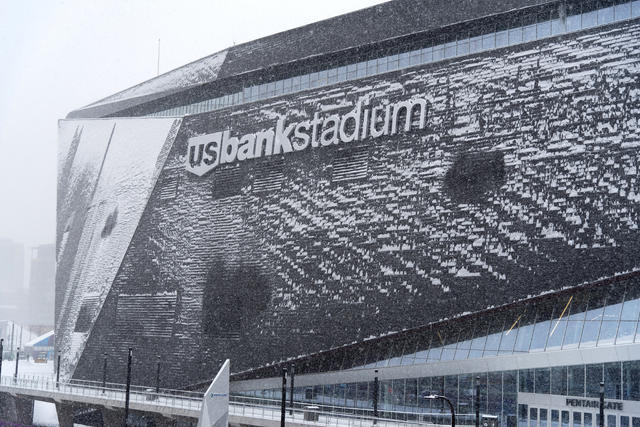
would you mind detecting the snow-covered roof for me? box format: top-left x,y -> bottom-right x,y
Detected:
25,330 -> 54,348
68,0 -> 553,119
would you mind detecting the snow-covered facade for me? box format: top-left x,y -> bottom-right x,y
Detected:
58,1 -> 640,424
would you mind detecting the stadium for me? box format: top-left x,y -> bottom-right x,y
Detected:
57,0 -> 640,425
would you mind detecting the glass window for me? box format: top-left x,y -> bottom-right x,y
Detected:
327,68 -> 337,85
444,375 -> 458,413
413,331 -> 431,365
445,42 -> 457,58
563,320 -> 584,349
585,413 -> 593,427
377,56 -> 388,74
509,27 -> 522,45
615,2 -> 631,20
398,52 -> 410,68
337,66 -> 348,82
484,318 -> 504,357
604,362 -> 622,399
586,363 -> 603,398
598,321 -> 619,346
317,70 -> 328,86
488,372 -> 502,415
456,39 -> 469,56
537,20 -> 551,38
567,14 -> 581,31
634,0 -> 640,18
552,366 -> 568,395
536,368 -> 550,394
386,338 -> 405,367
531,304 -> 553,351
562,411 -> 570,427
523,24 -> 537,42
609,415 -> 617,427
469,36 -> 482,53
482,33 -> 495,50
421,47 -> 433,63
406,378 -> 417,408
503,370 -> 518,421
568,365 -> 585,397
551,18 -> 566,35
387,54 -> 399,71
581,320 -> 601,348
496,30 -> 508,48
274,80 -> 283,95
309,72 -> 319,88
552,410 -> 560,427
519,404 -> 529,427
623,360 -> 640,400
622,417 -> 630,427
583,10 -> 598,28
300,74 -> 310,90
621,292 -> 640,321
410,49 -> 421,65
459,374 -> 474,414
356,61 -> 367,78
346,64 -> 357,80
541,409 -> 548,427
291,76 -> 301,91
599,6 -> 615,24
499,314 -> 519,354
616,321 -> 638,344
530,408 -> 538,427
366,59 -> 377,76
432,45 -> 444,61
574,412 -> 582,427
514,322 -> 534,353
519,369 -> 534,393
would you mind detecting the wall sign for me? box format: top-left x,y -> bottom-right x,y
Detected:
185,97 -> 429,176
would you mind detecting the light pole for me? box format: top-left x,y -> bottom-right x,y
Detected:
0,338 -> 4,381
124,348 -> 133,426
289,364 -> 295,416
599,381 -> 604,427
475,376 -> 481,427
280,367 -> 287,427
14,347 -> 20,382
102,353 -> 108,393
155,355 -> 161,394
423,394 -> 456,427
56,355 -> 61,389
373,369 -> 379,420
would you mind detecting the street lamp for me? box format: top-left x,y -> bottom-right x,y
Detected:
14,347 -> 20,382
599,381 -> 604,427
0,338 -> 4,381
423,394 -> 456,427
280,367 -> 287,427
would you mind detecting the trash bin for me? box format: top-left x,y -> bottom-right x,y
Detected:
304,405 -> 320,421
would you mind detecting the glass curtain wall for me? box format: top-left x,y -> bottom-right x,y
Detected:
150,0 -> 640,118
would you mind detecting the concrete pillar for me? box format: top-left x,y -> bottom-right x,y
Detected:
0,392 -> 17,422
102,407 -> 124,426
55,402 -> 74,427
15,397 -> 34,426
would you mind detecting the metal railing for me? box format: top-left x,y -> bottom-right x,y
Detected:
0,374 -> 203,413
0,374 -> 470,425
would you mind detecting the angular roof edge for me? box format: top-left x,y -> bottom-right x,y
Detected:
69,0 -> 555,118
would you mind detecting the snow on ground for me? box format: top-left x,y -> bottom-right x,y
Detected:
1,358 -> 54,378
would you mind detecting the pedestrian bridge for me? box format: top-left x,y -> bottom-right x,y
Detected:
0,374 -> 425,426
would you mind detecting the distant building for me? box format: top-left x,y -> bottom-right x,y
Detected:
0,238 -> 24,322
27,244 -> 55,327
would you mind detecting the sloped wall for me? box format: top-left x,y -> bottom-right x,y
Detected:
70,21 -> 640,387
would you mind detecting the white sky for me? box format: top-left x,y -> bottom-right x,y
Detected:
0,0 -> 386,247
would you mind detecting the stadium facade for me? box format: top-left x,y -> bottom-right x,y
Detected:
57,0 -> 640,425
